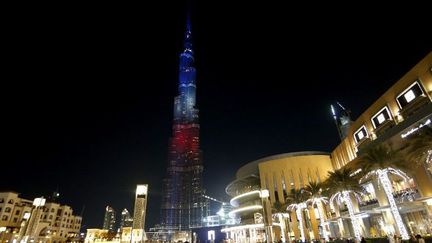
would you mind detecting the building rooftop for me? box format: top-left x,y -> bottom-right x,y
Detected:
236,151 -> 330,178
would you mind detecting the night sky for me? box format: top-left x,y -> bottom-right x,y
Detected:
2,2 -> 431,231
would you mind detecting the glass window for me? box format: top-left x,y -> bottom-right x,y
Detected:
396,81 -> 425,108
354,125 -> 368,143
371,106 -> 392,128
15,210 -> 20,215
5,207 -> 11,213
2,215 -> 8,221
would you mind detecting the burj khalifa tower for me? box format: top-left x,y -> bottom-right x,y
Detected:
160,15 -> 208,231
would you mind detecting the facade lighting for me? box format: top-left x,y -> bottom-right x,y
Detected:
230,190 -> 260,206
228,205 -> 263,218
136,185 -> 148,196
259,189 -> 269,198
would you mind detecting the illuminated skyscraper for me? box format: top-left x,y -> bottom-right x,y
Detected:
119,208 -> 133,232
160,15 -> 208,231
102,206 -> 116,233
132,184 -> 148,242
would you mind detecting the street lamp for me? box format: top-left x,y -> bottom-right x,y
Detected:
0,227 -> 7,243
260,189 -> 273,243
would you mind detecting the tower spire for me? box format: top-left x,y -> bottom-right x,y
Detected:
183,12 -> 193,52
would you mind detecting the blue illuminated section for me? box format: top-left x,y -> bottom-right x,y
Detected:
174,16 -> 198,124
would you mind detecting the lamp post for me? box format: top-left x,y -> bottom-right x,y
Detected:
23,197 -> 46,243
260,189 -> 273,243
0,227 -> 7,243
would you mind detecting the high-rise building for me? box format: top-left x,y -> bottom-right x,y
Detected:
160,15 -> 208,232
119,208 -> 133,232
102,206 -> 116,233
132,184 -> 148,242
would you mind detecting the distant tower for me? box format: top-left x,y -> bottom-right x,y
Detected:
103,206 -> 116,233
160,13 -> 208,233
331,102 -> 353,141
132,184 -> 148,242
119,208 -> 133,232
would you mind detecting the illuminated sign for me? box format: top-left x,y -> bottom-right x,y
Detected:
401,119 -> 431,138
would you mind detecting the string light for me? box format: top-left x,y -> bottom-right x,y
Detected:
377,170 -> 409,240
342,191 -> 361,241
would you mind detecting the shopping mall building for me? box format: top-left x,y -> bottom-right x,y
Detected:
222,52 -> 432,242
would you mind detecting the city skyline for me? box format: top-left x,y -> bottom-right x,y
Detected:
2,2 -> 431,230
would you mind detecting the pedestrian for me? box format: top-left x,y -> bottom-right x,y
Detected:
360,237 -> 366,243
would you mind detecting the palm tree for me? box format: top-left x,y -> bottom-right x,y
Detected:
357,144 -> 411,240
305,181 -> 329,241
286,188 -> 307,242
325,168 -> 364,241
405,126 -> 432,172
272,201 -> 290,243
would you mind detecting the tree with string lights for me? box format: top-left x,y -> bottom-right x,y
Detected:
357,144 -> 412,240
286,188 -> 307,242
325,168 -> 364,241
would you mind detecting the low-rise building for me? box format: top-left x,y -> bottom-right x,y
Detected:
0,191 -> 82,243
222,52 -> 432,242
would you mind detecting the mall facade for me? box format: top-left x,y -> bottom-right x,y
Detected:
222,52 -> 432,242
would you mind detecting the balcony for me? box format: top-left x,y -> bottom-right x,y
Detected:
374,119 -> 396,137
400,95 -> 430,120
393,188 -> 420,204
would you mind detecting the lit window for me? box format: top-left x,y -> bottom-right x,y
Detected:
377,114 -> 385,124
371,106 -> 392,128
396,81 -> 425,108
404,90 -> 415,103
354,125 -> 368,143
357,130 -> 365,140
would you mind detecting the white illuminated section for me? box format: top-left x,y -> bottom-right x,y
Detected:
342,191 -> 361,241
23,212 -> 31,220
221,223 -> 265,232
136,185 -> 148,196
357,130 -> 364,140
404,90 -> 416,103
228,205 -> 262,218
33,197 -> 46,207
207,230 -> 215,240
353,125 -> 368,143
377,170 -> 410,240
230,190 -> 260,206
260,189 -> 269,198
377,114 -> 386,124
396,81 -> 424,108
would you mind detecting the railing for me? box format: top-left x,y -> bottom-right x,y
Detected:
359,198 -> 379,207
393,188 -> 420,203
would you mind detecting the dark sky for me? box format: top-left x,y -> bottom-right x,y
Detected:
2,2 -> 431,231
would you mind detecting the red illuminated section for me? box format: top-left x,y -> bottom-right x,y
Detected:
169,124 -> 200,165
